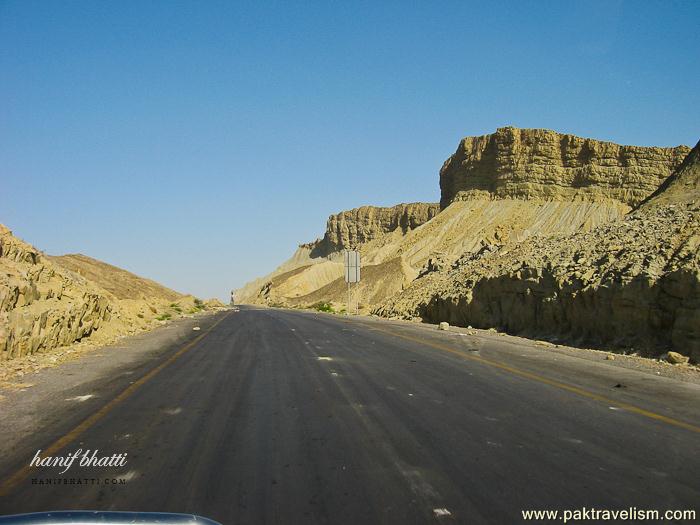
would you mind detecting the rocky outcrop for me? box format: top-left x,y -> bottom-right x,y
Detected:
640,140 -> 700,208
0,225 -> 113,359
314,203 -> 440,254
378,140 -> 700,362
240,126 -> 697,355
1,225 -> 218,363
440,127 -> 690,208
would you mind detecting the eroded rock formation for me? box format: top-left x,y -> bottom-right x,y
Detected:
0,225 -> 113,359
440,127 -> 689,208
378,140 -> 700,362
240,127 -> 697,361
314,203 -> 440,254
1,225 -> 222,363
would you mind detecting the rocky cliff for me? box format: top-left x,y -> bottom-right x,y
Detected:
236,203 -> 439,304
240,127 -> 696,354
0,225 -> 113,360
0,225 -> 221,364
640,140 -> 700,208
313,203 -> 440,254
378,140 -> 700,362
440,127 -> 689,208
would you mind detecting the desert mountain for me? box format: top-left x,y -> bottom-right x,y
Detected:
240,128 -> 689,316
1,226 -> 219,362
379,139 -> 700,361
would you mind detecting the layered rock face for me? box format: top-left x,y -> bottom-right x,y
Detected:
0,225 -> 113,359
378,140 -> 700,362
1,225 -> 222,363
241,127 -> 697,361
237,203 -> 439,304
318,203 -> 440,253
440,127 -> 689,208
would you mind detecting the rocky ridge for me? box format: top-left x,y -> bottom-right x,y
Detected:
49,254 -> 182,302
0,226 -> 113,360
240,128 -> 688,314
312,203 -> 440,254
377,139 -> 700,362
440,127 -> 689,208
236,203 -> 439,303
1,225 -> 223,365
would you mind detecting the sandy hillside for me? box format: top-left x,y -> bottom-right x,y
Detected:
49,254 -> 182,301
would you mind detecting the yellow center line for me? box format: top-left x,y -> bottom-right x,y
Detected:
0,312 -> 230,496
351,320 -> 700,435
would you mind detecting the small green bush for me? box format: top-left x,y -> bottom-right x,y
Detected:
311,302 -> 334,313
156,313 -> 172,321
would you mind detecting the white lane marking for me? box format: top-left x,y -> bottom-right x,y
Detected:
192,326 -> 201,331
331,372 -> 339,376
66,394 -> 94,402
163,407 -> 182,415
317,356 -> 333,361
609,406 -> 621,411
120,470 -> 139,481
408,393 -> 414,397
433,508 -> 452,517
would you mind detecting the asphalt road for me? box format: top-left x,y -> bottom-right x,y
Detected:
0,307 -> 698,524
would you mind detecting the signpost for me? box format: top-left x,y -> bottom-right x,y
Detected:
344,250 -> 360,315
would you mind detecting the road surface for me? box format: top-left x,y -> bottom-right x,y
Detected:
0,307 -> 698,524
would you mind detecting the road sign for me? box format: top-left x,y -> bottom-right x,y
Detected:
344,250 -> 361,283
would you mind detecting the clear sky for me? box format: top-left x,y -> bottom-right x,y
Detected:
2,1 -> 698,300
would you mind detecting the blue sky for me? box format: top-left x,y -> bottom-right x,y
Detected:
2,0 -> 698,300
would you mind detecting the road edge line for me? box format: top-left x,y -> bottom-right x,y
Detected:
0,311 -> 231,497
364,323 -> 700,435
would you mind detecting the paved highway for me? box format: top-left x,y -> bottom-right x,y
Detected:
0,307 -> 698,524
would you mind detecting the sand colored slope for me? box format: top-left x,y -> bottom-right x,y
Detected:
359,197 -> 630,268
288,257 -> 417,309
235,245 -> 323,303
249,197 -> 630,309
49,254 -> 182,301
